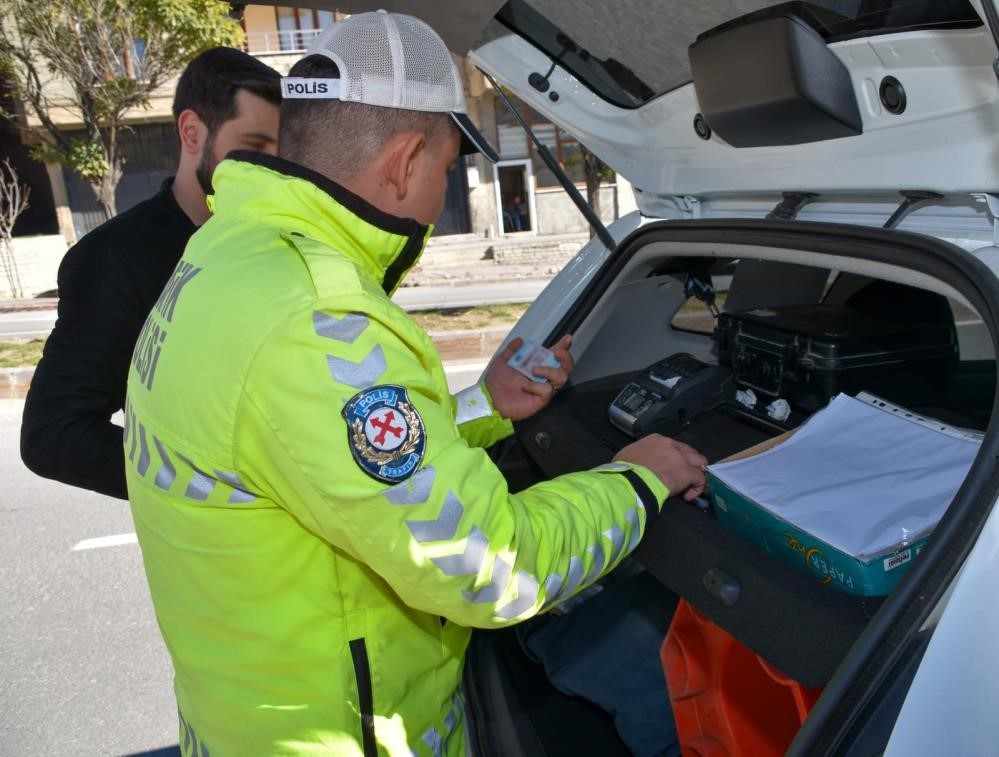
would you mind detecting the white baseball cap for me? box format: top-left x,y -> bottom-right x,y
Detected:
281,10 -> 498,163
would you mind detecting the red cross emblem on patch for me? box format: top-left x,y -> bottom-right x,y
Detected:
364,407 -> 409,451
343,385 -> 425,484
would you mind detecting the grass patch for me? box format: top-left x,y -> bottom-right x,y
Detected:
0,339 -> 45,368
0,304 -> 530,370
410,303 -> 529,332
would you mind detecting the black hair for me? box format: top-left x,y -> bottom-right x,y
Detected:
172,47 -> 282,132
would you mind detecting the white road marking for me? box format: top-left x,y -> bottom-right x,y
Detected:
0,313 -> 57,322
1,330 -> 51,338
72,533 -> 138,551
443,360 -> 489,375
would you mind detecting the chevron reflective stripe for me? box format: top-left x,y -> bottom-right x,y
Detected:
153,437 -> 176,490
214,470 -> 257,504
227,489 -> 256,505
185,469 -> 216,501
540,555 -> 584,611
431,526 -> 490,576
178,709 -> 210,757
418,693 -> 462,757
593,462 -> 630,472
123,400 -> 132,445
127,407 -> 138,462
382,468 -> 465,543
406,491 -> 464,543
313,311 -> 368,344
454,383 -> 492,425
496,570 -> 540,619
464,555 -> 512,604
421,726 -> 443,757
626,503 -> 643,553
581,543 -> 607,587
326,345 -> 386,389
137,424 -> 151,476
443,709 -> 458,737
383,466 -> 436,505
541,555 -> 584,610
542,572 -> 564,605
604,524 -> 627,567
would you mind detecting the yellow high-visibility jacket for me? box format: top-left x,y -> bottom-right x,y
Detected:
124,152 -> 667,756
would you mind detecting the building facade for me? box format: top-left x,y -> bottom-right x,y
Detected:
4,5 -> 635,298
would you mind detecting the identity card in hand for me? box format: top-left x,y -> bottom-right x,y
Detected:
507,339 -> 561,383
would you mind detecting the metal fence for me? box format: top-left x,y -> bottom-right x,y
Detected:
244,29 -> 322,55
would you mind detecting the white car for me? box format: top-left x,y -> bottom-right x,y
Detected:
276,1 -> 999,753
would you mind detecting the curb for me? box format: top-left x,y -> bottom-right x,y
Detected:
0,327 -> 513,401
1,366 -> 33,400
0,298 -> 58,314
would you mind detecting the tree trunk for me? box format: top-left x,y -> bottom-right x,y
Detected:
91,160 -> 122,219
0,237 -> 24,299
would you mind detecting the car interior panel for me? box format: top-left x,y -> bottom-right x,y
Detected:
470,229 -> 995,755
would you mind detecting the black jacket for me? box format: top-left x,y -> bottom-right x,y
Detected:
21,180 -> 196,499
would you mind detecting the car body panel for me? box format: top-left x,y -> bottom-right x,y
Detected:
885,492 -> 999,753
471,27 -> 999,200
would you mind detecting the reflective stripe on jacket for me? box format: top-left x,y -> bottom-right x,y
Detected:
125,152 -> 668,756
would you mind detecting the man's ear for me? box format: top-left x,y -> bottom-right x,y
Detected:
176,109 -> 208,156
382,131 -> 426,202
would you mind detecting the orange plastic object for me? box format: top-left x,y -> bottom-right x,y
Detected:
661,600 -> 823,757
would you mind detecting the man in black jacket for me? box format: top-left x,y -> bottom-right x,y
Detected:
21,48 -> 281,498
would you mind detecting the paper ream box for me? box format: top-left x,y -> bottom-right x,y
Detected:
707,429 -> 930,597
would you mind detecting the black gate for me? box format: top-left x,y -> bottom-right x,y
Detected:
64,123 -> 179,238
433,161 -> 471,236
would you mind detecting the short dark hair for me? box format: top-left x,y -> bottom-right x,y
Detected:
279,55 -> 453,181
172,47 -> 282,132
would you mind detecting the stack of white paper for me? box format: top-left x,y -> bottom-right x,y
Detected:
707,394 -> 982,560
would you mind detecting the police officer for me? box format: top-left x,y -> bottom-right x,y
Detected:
124,12 -> 706,755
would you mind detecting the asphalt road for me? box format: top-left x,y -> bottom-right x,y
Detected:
0,399 -> 176,756
0,280 -> 548,341
0,311 -> 57,341
0,357 -> 484,756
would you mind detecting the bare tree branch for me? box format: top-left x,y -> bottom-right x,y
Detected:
0,158 -> 30,298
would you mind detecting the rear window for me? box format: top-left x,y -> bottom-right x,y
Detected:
492,0 -> 983,108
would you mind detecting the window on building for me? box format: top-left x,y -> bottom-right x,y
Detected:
495,93 -> 612,189
275,7 -> 334,51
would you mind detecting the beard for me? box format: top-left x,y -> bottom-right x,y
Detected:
194,131 -> 219,197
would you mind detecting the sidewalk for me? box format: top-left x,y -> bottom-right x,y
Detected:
1,230 -> 580,312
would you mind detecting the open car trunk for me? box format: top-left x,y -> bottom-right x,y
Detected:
465,219 -> 999,756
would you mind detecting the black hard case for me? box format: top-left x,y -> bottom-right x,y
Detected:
715,304 -> 957,412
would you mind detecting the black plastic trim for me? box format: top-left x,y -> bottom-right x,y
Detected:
349,638 -> 378,757
620,468 -> 661,526
547,218 -> 999,755
689,14 -> 863,148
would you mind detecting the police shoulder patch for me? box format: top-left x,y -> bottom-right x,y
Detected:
342,385 -> 426,484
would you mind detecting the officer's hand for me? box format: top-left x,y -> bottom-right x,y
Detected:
613,434 -> 708,502
483,334 -> 573,422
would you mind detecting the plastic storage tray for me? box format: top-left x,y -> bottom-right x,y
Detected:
661,600 -> 823,756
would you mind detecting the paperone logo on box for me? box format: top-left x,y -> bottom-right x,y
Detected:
884,549 -> 912,572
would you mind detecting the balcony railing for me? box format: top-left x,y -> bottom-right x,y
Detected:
244,29 -> 322,55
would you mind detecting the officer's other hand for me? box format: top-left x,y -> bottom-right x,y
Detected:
484,334 -> 573,422
613,435 -> 708,501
